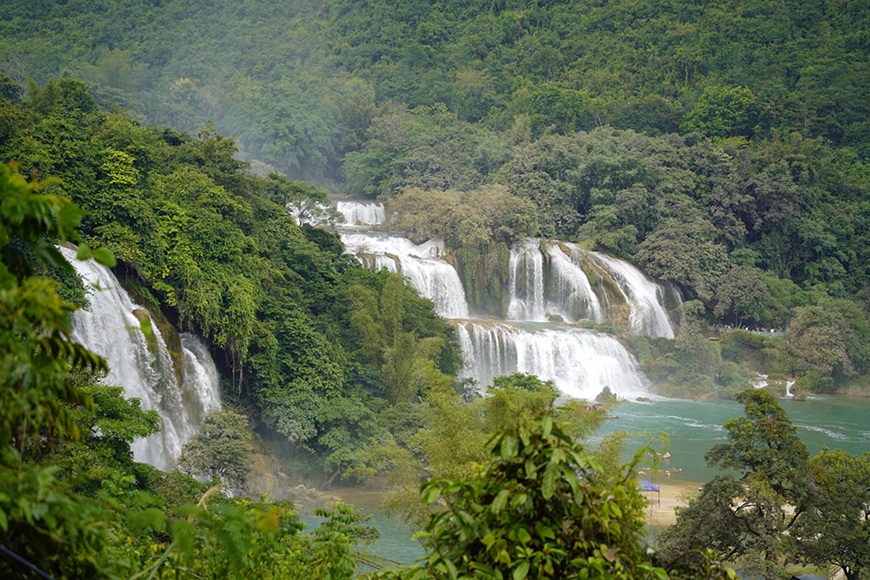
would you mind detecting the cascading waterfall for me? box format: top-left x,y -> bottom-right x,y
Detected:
335,201 -> 679,400
507,238 -> 547,321
60,247 -> 221,471
541,243 -> 605,324
457,322 -> 649,400
591,251 -> 676,339
504,238 -> 678,338
336,200 -> 385,226
341,233 -> 470,319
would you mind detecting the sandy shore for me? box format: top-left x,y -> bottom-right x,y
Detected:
640,479 -> 701,527
327,479 -> 701,529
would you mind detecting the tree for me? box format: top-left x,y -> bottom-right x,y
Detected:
372,397 -> 731,579
782,299 -> 870,391
681,86 -> 760,138
636,215 -> 729,302
793,449 -> 870,580
178,409 -> 254,493
49,383 -> 160,496
713,264 -> 771,327
659,389 -> 812,578
0,161 -> 132,578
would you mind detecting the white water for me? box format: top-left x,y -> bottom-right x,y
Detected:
341,233 -> 470,319
335,201 -> 677,400
507,238 -> 547,321
457,322 -> 649,400
336,200 -> 385,226
590,250 -> 676,338
545,243 -> 605,324
503,238 -> 677,337
60,247 -> 221,470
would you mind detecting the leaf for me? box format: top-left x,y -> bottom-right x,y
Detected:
92,246 -> 117,267
423,486 -> 442,505
525,459 -> 537,479
516,528 -> 531,544
542,464 -> 558,500
491,489 -> 509,514
75,243 -> 92,260
542,415 -> 553,438
500,435 -> 518,461
513,560 -> 530,580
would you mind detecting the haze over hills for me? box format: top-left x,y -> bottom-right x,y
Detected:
2,0 -> 869,395
1,2 -> 869,578
2,0 -> 867,179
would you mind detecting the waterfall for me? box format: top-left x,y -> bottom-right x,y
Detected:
341,233 -> 470,319
588,251 -> 677,338
60,247 -> 221,471
507,238 -> 547,321
336,200 -> 385,226
504,239 -> 678,337
335,198 -> 676,400
457,321 -> 649,400
543,243 -> 605,324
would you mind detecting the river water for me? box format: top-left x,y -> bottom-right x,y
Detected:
595,393 -> 870,483
325,394 -> 869,569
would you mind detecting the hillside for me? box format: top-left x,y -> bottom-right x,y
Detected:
2,0 -> 867,175
1,0 -> 869,388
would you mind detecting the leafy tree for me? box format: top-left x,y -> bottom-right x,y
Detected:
372,396 -> 731,579
713,264 -> 771,327
793,449 -> 870,580
659,389 -> 813,577
636,215 -> 729,302
781,298 -> 870,390
178,409 -> 254,493
47,383 -> 161,497
0,161 -> 132,578
682,85 -> 760,138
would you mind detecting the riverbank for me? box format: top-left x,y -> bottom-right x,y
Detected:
642,479 -> 700,527
324,479 -> 701,529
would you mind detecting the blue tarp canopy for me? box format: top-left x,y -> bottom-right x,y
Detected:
640,479 -> 660,492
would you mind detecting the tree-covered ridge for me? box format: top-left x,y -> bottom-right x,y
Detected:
1,0 -> 866,181
0,78 -> 462,481
3,0 -> 869,388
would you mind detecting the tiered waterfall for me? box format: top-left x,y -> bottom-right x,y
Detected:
333,200 -> 681,400
61,247 -> 222,470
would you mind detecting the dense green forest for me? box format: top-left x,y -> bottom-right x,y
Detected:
2,0 -> 870,576
3,0 -> 868,178
0,78 -> 466,485
0,146 -> 738,576
2,0 -> 867,396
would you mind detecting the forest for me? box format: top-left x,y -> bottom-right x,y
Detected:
2,0 -> 868,395
1,0 -> 869,577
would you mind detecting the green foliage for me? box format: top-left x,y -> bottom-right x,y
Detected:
660,389 -> 870,579
374,400 -> 730,579
178,409 -> 254,493
48,382 -> 160,496
794,449 -> 870,580
0,162 -> 109,452
681,86 -> 760,138
1,85 -> 463,477
386,185 -> 539,249
143,495 -> 368,579
0,161 -> 137,578
780,298 -> 870,390
357,374 -> 608,526
0,451 -> 135,579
